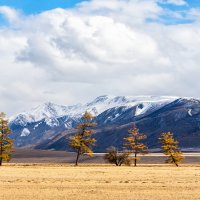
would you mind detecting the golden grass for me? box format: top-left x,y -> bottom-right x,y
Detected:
0,164 -> 200,200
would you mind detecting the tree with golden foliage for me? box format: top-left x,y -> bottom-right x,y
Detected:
104,146 -> 131,166
159,132 -> 184,167
124,127 -> 148,166
0,112 -> 13,166
69,111 -> 96,166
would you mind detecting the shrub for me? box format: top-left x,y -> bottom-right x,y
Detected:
104,146 -> 131,166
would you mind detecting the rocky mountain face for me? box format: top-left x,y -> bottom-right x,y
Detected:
9,95 -> 200,152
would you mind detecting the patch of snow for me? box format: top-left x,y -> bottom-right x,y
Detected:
20,128 -> 30,137
65,121 -> 73,129
45,117 -> 59,127
135,104 -> 146,116
188,109 -> 193,116
115,113 -> 120,118
33,122 -> 42,130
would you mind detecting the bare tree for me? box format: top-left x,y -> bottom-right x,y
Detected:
104,146 -> 131,166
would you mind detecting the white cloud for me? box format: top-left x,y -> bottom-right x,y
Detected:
0,6 -> 21,24
0,0 -> 200,116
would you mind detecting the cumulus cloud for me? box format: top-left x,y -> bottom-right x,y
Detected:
0,0 -> 200,116
0,6 -> 21,24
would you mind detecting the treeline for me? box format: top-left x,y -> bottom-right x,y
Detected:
69,111 -> 184,167
0,111 -> 184,167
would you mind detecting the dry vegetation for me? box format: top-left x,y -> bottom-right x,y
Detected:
0,164 -> 200,200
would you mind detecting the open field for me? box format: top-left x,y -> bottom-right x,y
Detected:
0,164 -> 200,200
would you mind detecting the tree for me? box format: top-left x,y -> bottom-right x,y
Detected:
0,112 -> 13,166
104,146 -> 131,166
124,127 -> 148,166
69,111 -> 96,166
159,132 -> 184,167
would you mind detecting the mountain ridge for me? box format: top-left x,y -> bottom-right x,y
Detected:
8,95 -> 200,151
9,95 -> 181,124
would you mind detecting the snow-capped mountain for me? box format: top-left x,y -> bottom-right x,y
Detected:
9,102 -> 70,127
9,95 -> 178,127
9,95 -> 200,151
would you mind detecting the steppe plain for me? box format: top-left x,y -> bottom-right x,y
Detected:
0,149 -> 199,200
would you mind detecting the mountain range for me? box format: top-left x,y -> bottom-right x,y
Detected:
9,95 -> 200,152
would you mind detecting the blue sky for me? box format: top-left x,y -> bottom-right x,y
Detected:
0,0 -> 199,15
159,0 -> 199,11
0,0 -> 86,14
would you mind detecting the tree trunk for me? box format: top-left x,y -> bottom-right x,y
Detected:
115,159 -> 119,166
134,152 -> 137,167
75,148 -> 81,166
171,154 -> 178,167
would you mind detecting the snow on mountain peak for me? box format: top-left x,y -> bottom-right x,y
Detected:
33,102 -> 68,117
9,102 -> 69,126
9,95 -> 180,126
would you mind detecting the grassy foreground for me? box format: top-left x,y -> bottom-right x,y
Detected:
0,164 -> 200,200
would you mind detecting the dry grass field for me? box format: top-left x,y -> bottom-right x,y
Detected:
0,164 -> 200,200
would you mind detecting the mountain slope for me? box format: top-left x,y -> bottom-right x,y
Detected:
9,95 -> 200,151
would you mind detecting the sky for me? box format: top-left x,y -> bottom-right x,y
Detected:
0,0 -> 84,14
0,0 -> 200,116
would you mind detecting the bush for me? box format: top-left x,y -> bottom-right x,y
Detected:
104,146 -> 131,166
